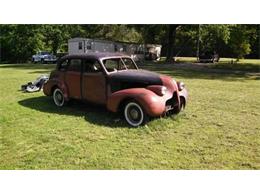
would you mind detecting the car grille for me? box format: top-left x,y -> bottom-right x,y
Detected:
165,92 -> 178,111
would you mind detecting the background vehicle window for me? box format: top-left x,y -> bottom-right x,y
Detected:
83,60 -> 102,73
40,51 -> 50,55
67,59 -> 82,72
122,58 -> 136,69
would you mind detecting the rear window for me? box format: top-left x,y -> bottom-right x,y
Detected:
59,59 -> 69,71
67,59 -> 82,72
58,59 -> 82,72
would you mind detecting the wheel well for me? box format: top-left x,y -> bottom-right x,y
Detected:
51,85 -> 58,95
118,98 -> 135,113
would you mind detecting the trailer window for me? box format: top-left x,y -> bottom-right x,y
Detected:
123,45 -> 127,52
86,42 -> 92,50
78,42 -> 83,50
114,44 -> 118,52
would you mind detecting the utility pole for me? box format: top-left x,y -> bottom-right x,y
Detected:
196,24 -> 200,62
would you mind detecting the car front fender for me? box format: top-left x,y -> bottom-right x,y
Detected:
178,87 -> 188,106
106,88 -> 167,117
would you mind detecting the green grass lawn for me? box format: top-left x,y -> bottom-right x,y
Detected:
0,62 -> 260,169
171,57 -> 260,71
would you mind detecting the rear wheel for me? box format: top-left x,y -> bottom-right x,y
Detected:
53,88 -> 65,107
124,101 -> 148,127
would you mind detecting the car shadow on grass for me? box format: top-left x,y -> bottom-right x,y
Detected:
18,96 -> 128,128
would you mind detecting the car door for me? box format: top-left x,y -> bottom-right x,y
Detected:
64,58 -> 82,99
82,59 -> 107,105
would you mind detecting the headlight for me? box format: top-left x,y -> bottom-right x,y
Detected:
147,85 -> 167,96
177,82 -> 185,91
161,86 -> 167,95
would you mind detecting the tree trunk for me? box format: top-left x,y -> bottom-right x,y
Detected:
258,25 -> 260,59
165,25 -> 179,63
196,24 -> 200,61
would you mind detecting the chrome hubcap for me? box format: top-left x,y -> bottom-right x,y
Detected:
130,108 -> 139,120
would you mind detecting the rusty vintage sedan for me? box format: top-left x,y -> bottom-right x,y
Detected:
43,53 -> 188,127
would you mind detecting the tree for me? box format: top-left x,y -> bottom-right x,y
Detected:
199,25 -> 231,55
165,25 -> 180,63
42,25 -> 85,54
0,25 -> 44,63
82,25 -> 142,43
229,25 -> 256,60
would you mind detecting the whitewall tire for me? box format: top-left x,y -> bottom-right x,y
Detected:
53,88 -> 65,107
124,101 -> 147,127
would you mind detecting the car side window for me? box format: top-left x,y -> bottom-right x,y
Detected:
122,58 -> 136,69
103,59 -> 125,72
67,59 -> 82,72
83,60 -> 103,73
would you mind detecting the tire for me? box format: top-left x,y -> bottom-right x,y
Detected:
124,101 -> 148,127
53,88 -> 66,107
41,58 -> 45,64
173,98 -> 185,114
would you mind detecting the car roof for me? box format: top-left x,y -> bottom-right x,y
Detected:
60,52 -> 131,61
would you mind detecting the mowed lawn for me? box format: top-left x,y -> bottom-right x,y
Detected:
0,61 -> 260,169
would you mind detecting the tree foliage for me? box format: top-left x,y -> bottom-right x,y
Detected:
228,25 -> 257,60
1,25 -> 44,62
0,24 -> 259,63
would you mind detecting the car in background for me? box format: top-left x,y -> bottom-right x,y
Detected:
198,51 -> 219,63
43,53 -> 188,127
32,51 -> 57,64
145,51 -> 159,61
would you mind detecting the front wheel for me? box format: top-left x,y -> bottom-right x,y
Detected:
124,101 -> 148,127
173,98 -> 185,114
53,88 -> 66,107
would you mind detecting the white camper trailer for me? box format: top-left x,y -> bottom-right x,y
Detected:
68,38 -> 161,61
68,38 -> 114,54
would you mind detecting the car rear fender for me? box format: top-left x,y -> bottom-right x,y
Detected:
43,79 -> 69,101
107,88 -> 166,117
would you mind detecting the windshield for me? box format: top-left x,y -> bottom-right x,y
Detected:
40,51 -> 50,55
102,57 -> 137,72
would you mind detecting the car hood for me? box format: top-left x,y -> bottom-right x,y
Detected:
108,69 -> 163,85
